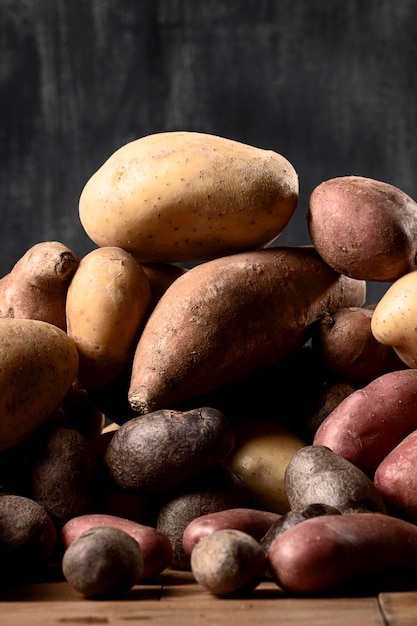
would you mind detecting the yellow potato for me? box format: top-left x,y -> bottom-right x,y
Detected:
78,131 -> 299,263
371,271 -> 417,367
0,318 -> 79,452
227,418 -> 307,514
66,246 -> 152,389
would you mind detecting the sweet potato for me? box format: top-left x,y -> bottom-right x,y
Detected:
78,131 -> 299,263
313,369 -> 417,476
267,513 -> 417,593
285,445 -> 386,514
374,429 -> 417,522
66,246 -> 152,389
128,246 -> 366,415
0,318 -> 79,452
307,175 -> 417,281
0,241 -> 79,331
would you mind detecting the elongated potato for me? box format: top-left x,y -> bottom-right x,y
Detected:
0,318 -> 79,452
308,175 -> 417,281
128,246 -> 366,415
78,131 -> 299,263
66,246 -> 152,389
313,369 -> 417,477
0,241 -> 79,331
268,513 -> 417,594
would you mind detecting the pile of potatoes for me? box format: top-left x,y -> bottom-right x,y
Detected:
3,131 -> 417,597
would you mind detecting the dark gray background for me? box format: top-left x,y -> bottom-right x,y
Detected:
1,0 -> 417,304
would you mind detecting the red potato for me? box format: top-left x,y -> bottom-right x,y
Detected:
60,513 -> 173,580
307,175 -> 417,281
129,246 -> 366,415
0,241 -> 79,331
183,508 -> 280,557
374,429 -> 417,522
313,369 -> 417,477
268,513 -> 417,594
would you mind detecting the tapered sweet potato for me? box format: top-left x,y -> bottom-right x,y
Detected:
308,175 -> 417,281
128,246 -> 366,414
0,241 -> 79,330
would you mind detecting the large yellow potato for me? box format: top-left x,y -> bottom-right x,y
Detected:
66,246 -> 152,389
0,318 -> 79,452
78,131 -> 299,263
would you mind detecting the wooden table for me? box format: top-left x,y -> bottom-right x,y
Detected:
0,569 -> 416,625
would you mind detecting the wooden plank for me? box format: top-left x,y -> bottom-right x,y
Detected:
379,591 -> 417,626
0,570 -> 386,626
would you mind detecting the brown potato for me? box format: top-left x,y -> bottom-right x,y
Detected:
29,425 -> 99,527
285,445 -> 386,514
0,494 -> 57,584
190,529 -> 266,597
129,246 -> 365,415
0,241 -> 79,331
62,526 -> 143,598
312,306 -> 406,385
156,464 -> 250,569
0,318 -> 79,452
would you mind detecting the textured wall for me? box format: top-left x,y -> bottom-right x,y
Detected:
1,0 -> 417,302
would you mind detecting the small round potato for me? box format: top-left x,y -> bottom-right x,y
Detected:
190,529 -> 266,597
62,526 -> 143,598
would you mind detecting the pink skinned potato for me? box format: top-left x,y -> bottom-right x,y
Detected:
268,513 -> 417,594
313,369 -> 417,477
60,513 -> 173,579
183,508 -> 280,557
374,428 -> 417,523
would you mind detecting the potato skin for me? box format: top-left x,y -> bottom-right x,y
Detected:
129,246 -> 366,415
183,508 -> 280,557
60,513 -> 173,579
104,407 -> 235,494
0,241 -> 79,331
307,175 -> 417,281
66,246 -> 151,389
313,306 -> 406,385
190,529 -> 267,597
227,419 -> 307,514
374,429 -> 417,522
62,526 -> 143,598
268,513 -> 417,593
79,131 -> 299,263
313,369 -> 417,476
0,318 -> 79,452
285,445 -> 386,514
